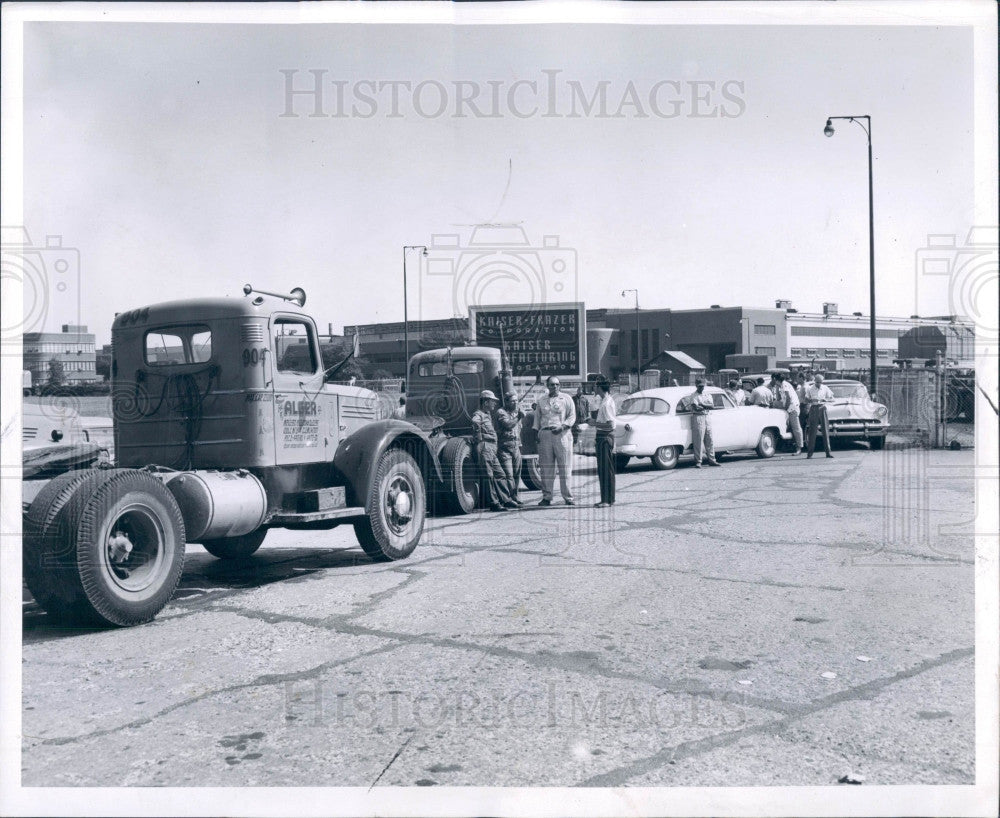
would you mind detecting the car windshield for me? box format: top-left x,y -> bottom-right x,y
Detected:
620,397 -> 670,415
829,384 -> 868,400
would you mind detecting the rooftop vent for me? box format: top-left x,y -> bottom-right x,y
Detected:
710,304 -> 721,309
775,299 -> 792,309
822,302 -> 839,316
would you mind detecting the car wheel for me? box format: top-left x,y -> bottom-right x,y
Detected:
755,429 -> 777,458
651,446 -> 679,470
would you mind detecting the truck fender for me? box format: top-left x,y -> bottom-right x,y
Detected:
333,420 -> 443,509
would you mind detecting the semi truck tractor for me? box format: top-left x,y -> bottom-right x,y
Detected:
22,286 -> 439,627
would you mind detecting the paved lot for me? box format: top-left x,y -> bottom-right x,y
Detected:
21,444 -> 975,787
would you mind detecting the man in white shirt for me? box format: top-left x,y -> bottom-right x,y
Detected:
748,377 -> 773,408
774,373 -> 803,455
593,377 -> 617,508
725,379 -> 747,406
802,373 -> 835,458
533,375 -> 577,505
682,378 -> 721,468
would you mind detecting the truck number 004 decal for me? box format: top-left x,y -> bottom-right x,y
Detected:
243,347 -> 268,367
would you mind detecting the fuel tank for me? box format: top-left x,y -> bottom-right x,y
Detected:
163,469 -> 267,541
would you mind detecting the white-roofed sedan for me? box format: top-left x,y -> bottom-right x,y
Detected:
575,385 -> 791,471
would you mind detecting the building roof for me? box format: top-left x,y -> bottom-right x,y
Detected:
659,350 -> 706,370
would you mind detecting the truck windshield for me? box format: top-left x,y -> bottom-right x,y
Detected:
145,325 -> 212,366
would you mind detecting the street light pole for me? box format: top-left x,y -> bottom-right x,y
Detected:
824,114 -> 877,396
622,289 -> 639,388
402,245 -> 427,389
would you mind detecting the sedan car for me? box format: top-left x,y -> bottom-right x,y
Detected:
820,379 -> 889,449
575,386 -> 790,470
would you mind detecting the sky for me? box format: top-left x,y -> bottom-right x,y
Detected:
16,9 -> 989,347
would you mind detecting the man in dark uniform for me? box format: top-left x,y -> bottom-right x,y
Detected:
494,391 -> 525,505
472,390 -> 517,511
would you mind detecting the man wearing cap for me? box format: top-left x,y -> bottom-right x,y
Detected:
802,373 -> 835,458
681,378 -> 721,468
533,375 -> 577,506
472,390 -> 517,511
494,390 -> 525,506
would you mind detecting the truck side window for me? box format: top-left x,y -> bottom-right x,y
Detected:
274,319 -> 318,374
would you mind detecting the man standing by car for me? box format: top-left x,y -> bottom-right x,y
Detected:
472,390 -> 517,511
533,375 -> 576,505
748,377 -> 773,407
682,378 -> 721,468
774,373 -> 803,455
593,377 -> 617,507
725,379 -> 746,406
803,373 -> 835,459
494,391 -> 525,506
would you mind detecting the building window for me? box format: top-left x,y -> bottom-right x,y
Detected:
630,330 -> 638,361
876,349 -> 891,359
754,324 -> 776,335
608,342 -> 619,357
842,349 -> 856,358
651,328 -> 660,356
805,349 -> 819,357
755,346 -> 776,356
641,329 -> 649,361
790,348 -> 804,357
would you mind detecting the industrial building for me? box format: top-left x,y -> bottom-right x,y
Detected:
22,324 -> 99,386
342,303 -> 975,382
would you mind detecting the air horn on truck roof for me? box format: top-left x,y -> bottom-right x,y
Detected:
242,284 -> 307,307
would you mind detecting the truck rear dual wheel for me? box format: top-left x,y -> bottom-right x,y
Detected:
354,449 -> 426,561
24,469 -> 186,627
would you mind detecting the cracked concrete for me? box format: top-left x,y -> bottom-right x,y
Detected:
21,446 -> 975,787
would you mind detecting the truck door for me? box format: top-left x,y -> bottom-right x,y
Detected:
270,315 -> 328,465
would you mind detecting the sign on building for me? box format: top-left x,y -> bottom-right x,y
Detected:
470,302 -> 586,379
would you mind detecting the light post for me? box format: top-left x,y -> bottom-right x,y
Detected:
823,114 -> 877,396
402,245 -> 427,389
622,288 -> 639,388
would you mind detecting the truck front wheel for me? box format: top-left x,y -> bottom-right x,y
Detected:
520,456 -> 542,491
354,449 -> 425,561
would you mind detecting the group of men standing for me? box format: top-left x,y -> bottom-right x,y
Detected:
471,375 -> 619,512
725,372 -> 837,458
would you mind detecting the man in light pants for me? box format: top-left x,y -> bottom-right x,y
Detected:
683,378 -> 721,468
533,375 -> 576,506
774,372 -> 803,455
